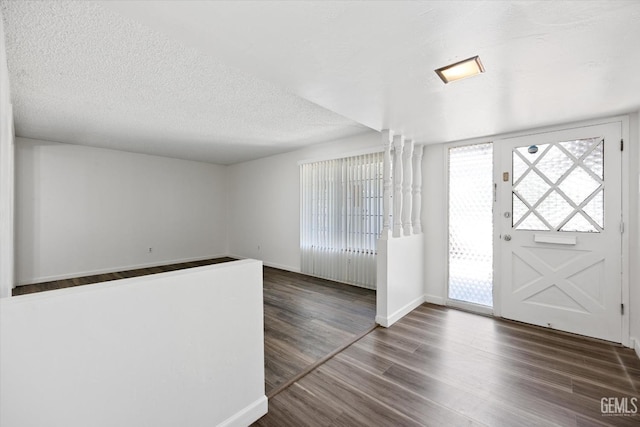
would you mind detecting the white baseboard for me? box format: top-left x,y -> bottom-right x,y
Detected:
227,253 -> 301,274
424,294 -> 445,306
376,294 -> 425,328
217,395 -> 268,427
16,253 -> 230,286
446,299 -> 494,316
262,261 -> 301,273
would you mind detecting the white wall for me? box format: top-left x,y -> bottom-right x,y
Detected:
0,259 -> 267,427
423,143 -> 447,305
376,233 -> 425,327
0,8 -> 15,297
227,130 -> 379,272
15,138 -> 228,285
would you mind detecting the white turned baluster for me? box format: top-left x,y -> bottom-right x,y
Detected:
402,140 -> 414,236
412,144 -> 424,234
381,130 -> 393,239
392,135 -> 404,238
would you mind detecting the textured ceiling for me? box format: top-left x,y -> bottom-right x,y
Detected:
0,1 -> 368,164
2,1 -> 640,164
100,0 -> 640,144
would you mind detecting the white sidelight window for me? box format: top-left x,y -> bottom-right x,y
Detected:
300,152 -> 383,289
448,143 -> 494,307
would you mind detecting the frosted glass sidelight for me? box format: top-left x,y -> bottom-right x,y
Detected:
448,143 -> 493,307
513,137 -> 604,232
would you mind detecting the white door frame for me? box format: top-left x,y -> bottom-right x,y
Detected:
443,115 -> 630,346
444,139 -> 495,316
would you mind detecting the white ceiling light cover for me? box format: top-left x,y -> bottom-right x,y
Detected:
435,56 -> 485,84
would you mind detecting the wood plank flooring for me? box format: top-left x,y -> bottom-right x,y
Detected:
261,267 -> 376,394
255,304 -> 640,427
12,258 -> 378,397
12,257 -> 236,295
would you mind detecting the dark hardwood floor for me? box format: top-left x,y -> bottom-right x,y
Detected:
12,257 -> 236,295
262,267 -> 376,395
12,258 -> 378,397
17,261 -> 638,425
255,303 -> 640,427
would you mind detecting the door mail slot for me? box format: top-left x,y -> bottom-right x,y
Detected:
534,234 -> 577,245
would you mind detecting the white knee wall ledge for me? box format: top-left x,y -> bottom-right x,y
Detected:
0,259 -> 267,427
376,233 -> 425,327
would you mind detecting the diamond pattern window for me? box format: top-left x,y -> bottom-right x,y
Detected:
512,137 -> 604,232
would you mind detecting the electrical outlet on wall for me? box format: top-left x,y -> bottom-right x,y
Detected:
148,247 -> 153,253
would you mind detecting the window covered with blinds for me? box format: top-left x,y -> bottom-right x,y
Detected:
300,152 -> 383,289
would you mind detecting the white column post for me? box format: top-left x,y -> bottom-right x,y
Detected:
392,135 -> 404,238
412,144 -> 424,234
380,130 -> 393,240
402,140 -> 414,236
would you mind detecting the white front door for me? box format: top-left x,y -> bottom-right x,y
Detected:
498,122 -> 622,342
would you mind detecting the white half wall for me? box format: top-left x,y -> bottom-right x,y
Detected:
15,138 -> 228,285
0,8 -> 15,298
376,233 -> 425,327
227,130 -> 379,272
0,259 -> 267,427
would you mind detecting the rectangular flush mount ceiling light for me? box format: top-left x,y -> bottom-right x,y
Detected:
435,56 -> 485,84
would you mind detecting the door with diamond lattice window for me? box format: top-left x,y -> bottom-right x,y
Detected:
498,122 -> 622,342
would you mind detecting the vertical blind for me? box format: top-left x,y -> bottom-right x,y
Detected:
300,152 -> 383,289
